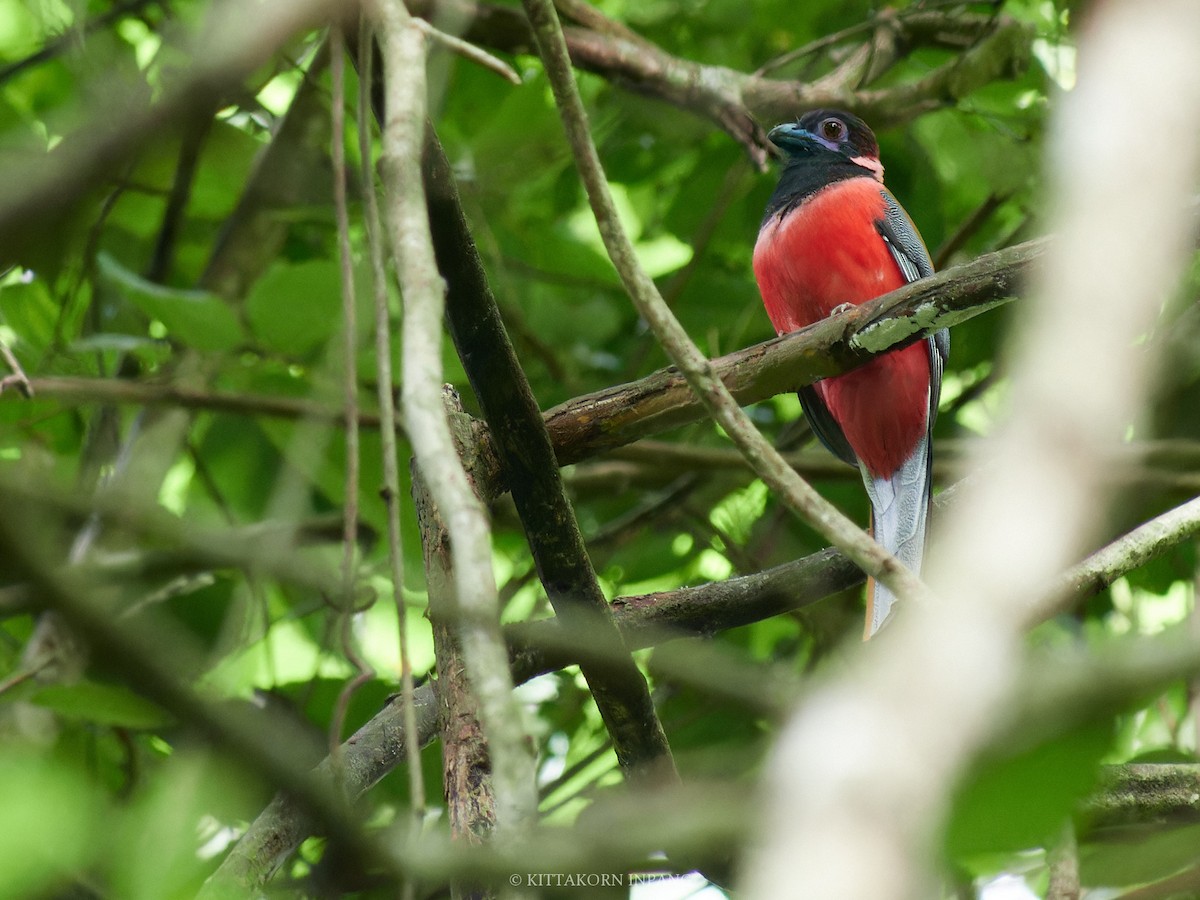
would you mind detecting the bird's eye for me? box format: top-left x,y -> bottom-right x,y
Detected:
819,118 -> 846,141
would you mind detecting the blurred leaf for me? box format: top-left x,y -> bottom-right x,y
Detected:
0,750 -> 101,898
97,252 -> 243,351
30,680 -> 171,729
947,721 -> 1111,857
108,751 -> 263,900
244,259 -> 343,357
1079,824 -> 1200,890
0,273 -> 58,355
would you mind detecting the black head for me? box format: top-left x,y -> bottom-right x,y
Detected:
768,109 -> 883,182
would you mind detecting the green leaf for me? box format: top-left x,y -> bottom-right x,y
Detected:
0,750 -> 100,898
109,752 -> 260,900
0,273 -> 58,355
30,680 -> 171,729
1079,823 -> 1200,889
97,252 -> 244,351
946,721 -> 1111,857
244,259 -> 342,356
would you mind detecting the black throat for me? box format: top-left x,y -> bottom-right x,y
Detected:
762,155 -> 878,228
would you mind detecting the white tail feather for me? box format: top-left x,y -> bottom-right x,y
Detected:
861,431 -> 931,638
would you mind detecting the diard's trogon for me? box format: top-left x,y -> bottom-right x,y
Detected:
753,109 -> 948,638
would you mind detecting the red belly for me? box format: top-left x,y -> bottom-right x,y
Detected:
752,179 -> 930,477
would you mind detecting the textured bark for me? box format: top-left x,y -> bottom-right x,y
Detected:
1046,826 -> 1080,900
374,0 -> 539,836
415,471 -> 498,900
1086,765 -> 1200,829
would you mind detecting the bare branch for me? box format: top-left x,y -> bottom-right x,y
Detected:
0,338 -> 32,398
328,24 -> 373,781
411,16 -> 521,84
203,484 -> 1200,890
416,466 -> 500,870
13,234 -> 1032,465
1034,495 -> 1200,627
544,238 -> 1040,466
199,686 -> 440,895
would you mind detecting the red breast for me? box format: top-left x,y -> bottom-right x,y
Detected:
753,178 -> 931,477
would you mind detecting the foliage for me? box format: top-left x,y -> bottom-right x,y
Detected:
0,0 -> 1197,898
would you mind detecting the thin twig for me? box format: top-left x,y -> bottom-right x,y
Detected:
328,22 -> 374,791
411,16 -> 521,84
933,191 -> 1011,269
0,338 -> 32,397
358,14 -> 426,833
1034,495 -> 1200,627
145,111 -> 214,284
753,17 -> 877,77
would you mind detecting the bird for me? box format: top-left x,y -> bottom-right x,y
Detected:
752,109 -> 948,638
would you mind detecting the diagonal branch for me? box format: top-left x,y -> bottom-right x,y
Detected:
12,234 -> 1040,467
544,237 -> 1041,466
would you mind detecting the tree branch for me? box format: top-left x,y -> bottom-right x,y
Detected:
1086,765 -> 1200,829
422,125 -> 676,785
1033,495 -> 1200,627
199,686 -> 440,896
544,237 -> 1040,466
10,236 -> 1037,472
358,13 -> 427,841
415,466 -> 500,889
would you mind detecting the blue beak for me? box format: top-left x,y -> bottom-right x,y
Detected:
767,123 -> 817,153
